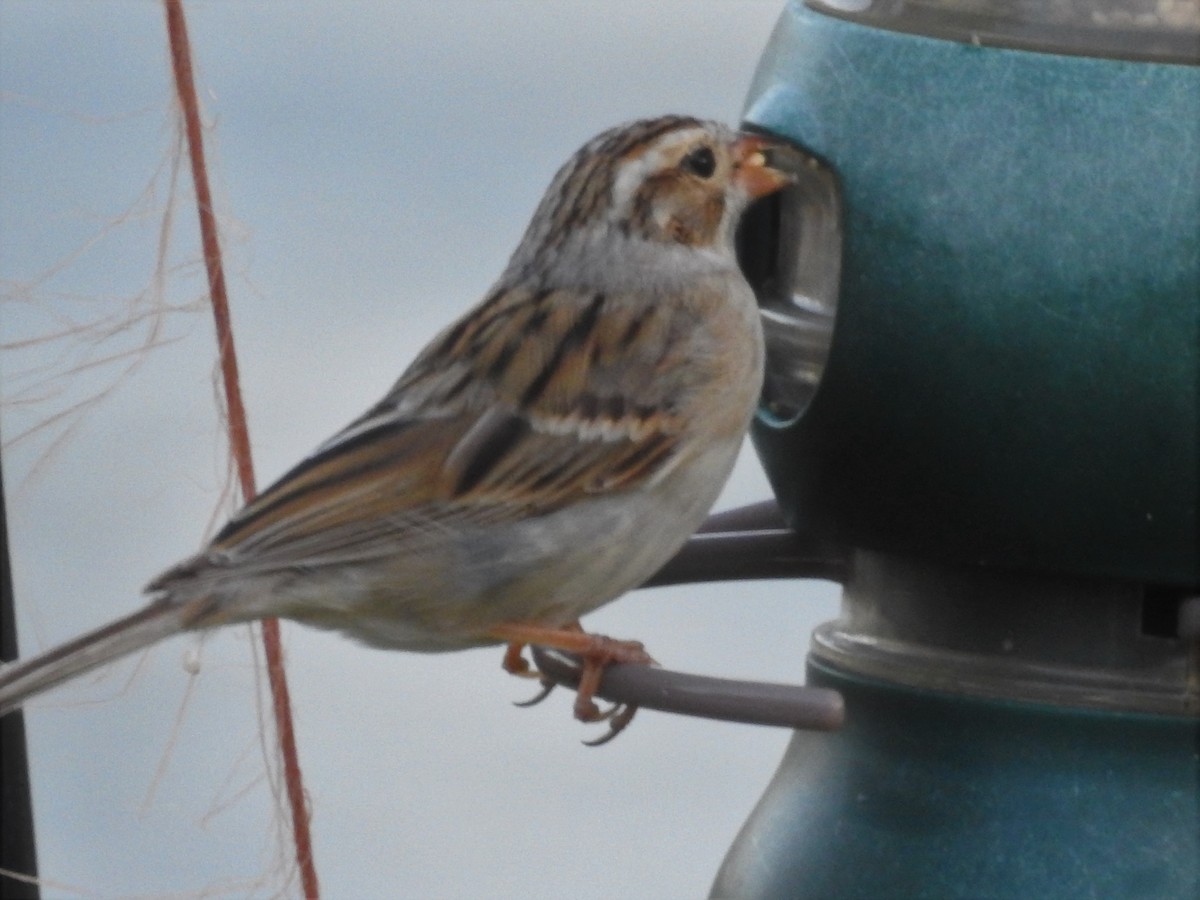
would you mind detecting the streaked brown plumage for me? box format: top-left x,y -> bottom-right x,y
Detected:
0,115 -> 792,740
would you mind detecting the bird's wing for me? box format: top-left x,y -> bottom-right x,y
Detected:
151,284 -> 697,580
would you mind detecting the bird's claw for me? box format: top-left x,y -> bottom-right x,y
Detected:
513,678 -> 556,708
495,629 -> 652,745
582,704 -> 638,747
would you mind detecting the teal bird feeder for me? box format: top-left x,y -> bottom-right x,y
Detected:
712,0 -> 1200,896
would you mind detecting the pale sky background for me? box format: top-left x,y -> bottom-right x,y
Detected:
0,2 -> 840,897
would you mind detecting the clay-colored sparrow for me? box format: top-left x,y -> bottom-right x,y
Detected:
0,115 -> 791,739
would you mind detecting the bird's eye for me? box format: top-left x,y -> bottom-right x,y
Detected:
681,145 -> 716,179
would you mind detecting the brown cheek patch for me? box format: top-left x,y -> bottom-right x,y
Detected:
632,177 -> 725,247
670,190 -> 725,247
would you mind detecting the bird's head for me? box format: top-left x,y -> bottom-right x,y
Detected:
506,116 -> 793,285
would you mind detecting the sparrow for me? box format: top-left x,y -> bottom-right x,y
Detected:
0,115 -> 792,741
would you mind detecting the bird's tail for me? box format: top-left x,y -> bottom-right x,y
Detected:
0,597 -> 207,716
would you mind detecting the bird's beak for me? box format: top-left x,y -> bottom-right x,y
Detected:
731,133 -> 794,199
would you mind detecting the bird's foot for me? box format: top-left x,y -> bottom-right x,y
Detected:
489,623 -> 654,744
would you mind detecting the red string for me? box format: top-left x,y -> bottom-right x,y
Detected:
162,3 -> 320,896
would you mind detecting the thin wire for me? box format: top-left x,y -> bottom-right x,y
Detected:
161,2 -> 320,896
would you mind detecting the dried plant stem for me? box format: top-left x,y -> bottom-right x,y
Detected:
162,2 -> 320,897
